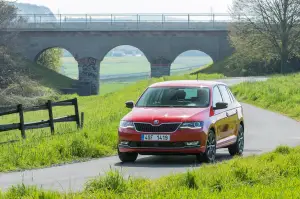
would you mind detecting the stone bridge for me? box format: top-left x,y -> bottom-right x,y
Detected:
3,14 -> 234,95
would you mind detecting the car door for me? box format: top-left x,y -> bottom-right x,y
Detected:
212,85 -> 229,141
226,86 -> 240,136
218,84 -> 237,138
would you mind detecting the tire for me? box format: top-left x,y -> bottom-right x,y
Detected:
196,129 -> 216,163
228,124 -> 244,156
118,147 -> 138,163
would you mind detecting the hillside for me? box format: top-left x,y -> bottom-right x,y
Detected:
9,2 -> 56,22
191,57 -> 244,77
0,2 -> 76,107
0,48 -> 75,107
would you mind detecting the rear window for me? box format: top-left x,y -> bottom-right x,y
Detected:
135,86 -> 210,108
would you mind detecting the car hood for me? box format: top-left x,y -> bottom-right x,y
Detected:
122,107 -> 209,123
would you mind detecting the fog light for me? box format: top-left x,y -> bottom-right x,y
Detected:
185,141 -> 200,146
120,141 -> 129,145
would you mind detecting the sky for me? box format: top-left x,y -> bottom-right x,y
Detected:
10,0 -> 232,14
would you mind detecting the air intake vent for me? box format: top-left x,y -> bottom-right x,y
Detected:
129,141 -> 185,148
134,123 -> 181,132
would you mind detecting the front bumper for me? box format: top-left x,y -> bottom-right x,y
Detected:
118,127 -> 207,154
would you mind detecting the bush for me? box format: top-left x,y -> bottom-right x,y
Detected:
36,48 -> 63,72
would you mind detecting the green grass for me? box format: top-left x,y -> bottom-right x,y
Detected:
231,73 -> 300,121
25,59 -> 75,89
2,145 -> 300,198
100,82 -> 134,95
0,72 -> 224,172
62,56 -> 213,79
191,58 -> 227,75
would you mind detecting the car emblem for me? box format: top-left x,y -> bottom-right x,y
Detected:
153,120 -> 159,125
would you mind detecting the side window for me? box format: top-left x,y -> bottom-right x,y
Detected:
226,87 -> 236,102
213,86 -> 223,107
218,85 -> 232,104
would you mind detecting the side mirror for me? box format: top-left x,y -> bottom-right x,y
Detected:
125,101 -> 134,109
213,102 -> 228,110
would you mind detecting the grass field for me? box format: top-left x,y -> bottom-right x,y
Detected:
2,145 -> 300,198
0,73 -> 223,172
61,56 -> 213,79
231,73 -> 300,121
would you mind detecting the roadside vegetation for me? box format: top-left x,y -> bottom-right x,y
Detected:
232,73 -> 300,121
2,145 -> 300,198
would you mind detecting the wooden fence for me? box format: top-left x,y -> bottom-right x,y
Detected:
0,98 -> 84,139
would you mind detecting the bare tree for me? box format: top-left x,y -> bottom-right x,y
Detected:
229,0 -> 300,73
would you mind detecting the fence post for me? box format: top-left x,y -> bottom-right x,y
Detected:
80,112 -> 84,129
59,14 -> 62,28
85,14 -> 88,28
17,104 -> 26,139
73,98 -> 80,129
47,100 -> 55,135
34,14 -> 36,27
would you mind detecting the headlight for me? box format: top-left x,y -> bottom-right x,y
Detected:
119,120 -> 134,128
180,121 -> 204,129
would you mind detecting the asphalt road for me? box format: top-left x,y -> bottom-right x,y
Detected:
1,76 -> 300,193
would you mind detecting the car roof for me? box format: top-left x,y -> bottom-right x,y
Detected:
149,80 -> 228,88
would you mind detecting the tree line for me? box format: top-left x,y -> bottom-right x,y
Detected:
228,0 -> 300,75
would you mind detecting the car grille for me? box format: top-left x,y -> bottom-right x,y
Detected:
129,141 -> 185,148
134,123 -> 181,132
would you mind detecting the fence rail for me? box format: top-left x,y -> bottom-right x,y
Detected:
4,13 -> 248,30
16,13 -> 233,23
0,98 -> 83,139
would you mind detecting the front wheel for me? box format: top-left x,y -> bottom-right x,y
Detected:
228,124 -> 244,156
196,129 -> 216,163
118,147 -> 138,163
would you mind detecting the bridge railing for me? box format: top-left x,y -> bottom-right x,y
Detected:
6,13 -> 241,30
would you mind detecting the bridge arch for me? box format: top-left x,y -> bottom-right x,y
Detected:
170,50 -> 213,75
100,45 -> 151,90
34,47 -> 78,79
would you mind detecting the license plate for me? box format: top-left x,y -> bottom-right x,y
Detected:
141,134 -> 170,141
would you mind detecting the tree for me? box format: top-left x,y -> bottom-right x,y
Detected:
0,1 -> 25,46
229,0 -> 300,73
0,0 -> 26,88
37,48 -> 63,72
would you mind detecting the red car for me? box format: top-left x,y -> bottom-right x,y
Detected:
117,80 -> 244,163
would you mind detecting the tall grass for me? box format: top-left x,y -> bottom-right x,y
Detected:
0,73 -> 224,172
231,73 -> 300,121
2,145 -> 300,198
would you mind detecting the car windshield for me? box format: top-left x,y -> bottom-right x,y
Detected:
135,86 -> 210,108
